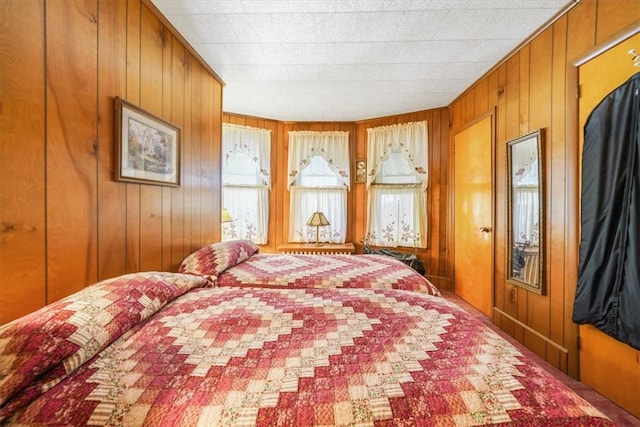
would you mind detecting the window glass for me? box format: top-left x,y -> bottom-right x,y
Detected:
224,152 -> 261,185
375,152 -> 419,184
298,155 -> 341,187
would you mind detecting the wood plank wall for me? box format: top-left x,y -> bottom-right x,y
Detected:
449,0 -> 640,377
0,0 -> 222,325
223,109 -> 451,290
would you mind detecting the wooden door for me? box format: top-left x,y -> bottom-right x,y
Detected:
453,115 -> 493,316
577,32 -> 640,418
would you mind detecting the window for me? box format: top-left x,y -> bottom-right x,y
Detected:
287,131 -> 350,244
366,121 -> 428,248
222,124 -> 271,244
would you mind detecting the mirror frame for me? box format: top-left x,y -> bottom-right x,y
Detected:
506,129 -> 544,294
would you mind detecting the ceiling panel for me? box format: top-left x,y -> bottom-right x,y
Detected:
151,0 -> 572,121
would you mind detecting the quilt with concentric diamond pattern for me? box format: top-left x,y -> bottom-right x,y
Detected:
216,253 -> 441,296
0,271 -> 613,426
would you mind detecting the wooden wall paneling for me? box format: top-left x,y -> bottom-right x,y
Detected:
527,28 -> 553,339
97,0 -> 127,281
486,70 -> 502,317
161,29 -> 173,272
281,123 -> 292,245
274,123 -> 286,248
125,0 -> 141,273
0,0 -> 46,323
200,72 -> 216,247
493,64 -> 508,324
450,99 -> 462,131
170,40 -> 186,269
139,5 -> 163,272
353,123 -> 366,252
181,55 -> 194,256
347,124 -> 356,244
514,45 -> 530,343
550,15 -> 569,353
595,0 -> 640,44
211,77 -> 223,245
190,63 -> 203,252
438,109 -> 450,289
474,79 -> 489,117
45,0 -> 99,302
439,109 -> 451,291
503,54 -> 520,328
566,0 -> 597,60
464,90 -> 475,124
429,110 -> 440,282
0,0 -> 222,324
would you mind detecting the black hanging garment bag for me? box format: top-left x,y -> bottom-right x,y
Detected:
573,72 -> 640,350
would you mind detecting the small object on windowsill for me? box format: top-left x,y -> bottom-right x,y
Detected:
221,208 -> 233,223
306,211 -> 330,246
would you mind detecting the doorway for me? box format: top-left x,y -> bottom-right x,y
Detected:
453,115 -> 494,316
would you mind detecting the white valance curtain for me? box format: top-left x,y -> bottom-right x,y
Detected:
222,124 -> 271,244
287,131 -> 350,190
366,121 -> 429,191
223,123 -> 271,188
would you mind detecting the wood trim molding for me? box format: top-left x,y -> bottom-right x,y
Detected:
493,307 -> 570,355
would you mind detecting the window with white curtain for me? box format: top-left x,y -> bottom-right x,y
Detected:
366,121 -> 428,248
222,124 -> 271,244
287,131 -> 350,243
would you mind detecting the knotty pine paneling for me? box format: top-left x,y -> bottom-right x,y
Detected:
0,0 -> 222,325
449,0 -> 640,379
224,109 -> 451,291
45,0 -> 99,303
0,0 -> 47,321
97,0 -> 127,281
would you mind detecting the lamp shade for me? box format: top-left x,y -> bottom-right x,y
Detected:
306,211 -> 330,227
221,208 -> 233,223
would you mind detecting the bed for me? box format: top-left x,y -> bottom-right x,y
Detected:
0,241 -> 614,426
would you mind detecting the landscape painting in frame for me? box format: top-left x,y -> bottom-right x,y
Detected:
114,97 -> 180,187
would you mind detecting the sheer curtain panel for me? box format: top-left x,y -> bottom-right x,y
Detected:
287,131 -> 350,243
365,121 -> 428,248
222,124 -> 271,244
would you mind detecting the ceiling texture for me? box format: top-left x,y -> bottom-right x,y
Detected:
150,0 -> 574,122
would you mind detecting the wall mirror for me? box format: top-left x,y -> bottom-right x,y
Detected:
507,129 -> 544,294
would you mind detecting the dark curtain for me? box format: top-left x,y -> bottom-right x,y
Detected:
573,72 -> 640,350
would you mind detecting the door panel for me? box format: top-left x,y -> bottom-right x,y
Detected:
454,116 -> 493,316
577,32 -> 640,418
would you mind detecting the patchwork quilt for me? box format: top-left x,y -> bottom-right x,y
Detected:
216,253 -> 441,296
0,270 -> 613,426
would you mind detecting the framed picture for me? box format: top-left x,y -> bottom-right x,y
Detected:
355,158 -> 366,183
114,97 -> 180,187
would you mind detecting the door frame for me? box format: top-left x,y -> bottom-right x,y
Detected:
451,110 -> 496,316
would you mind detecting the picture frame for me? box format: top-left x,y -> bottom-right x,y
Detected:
114,97 -> 180,187
355,158 -> 366,183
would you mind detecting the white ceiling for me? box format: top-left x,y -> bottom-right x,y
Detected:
151,0 -> 573,122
